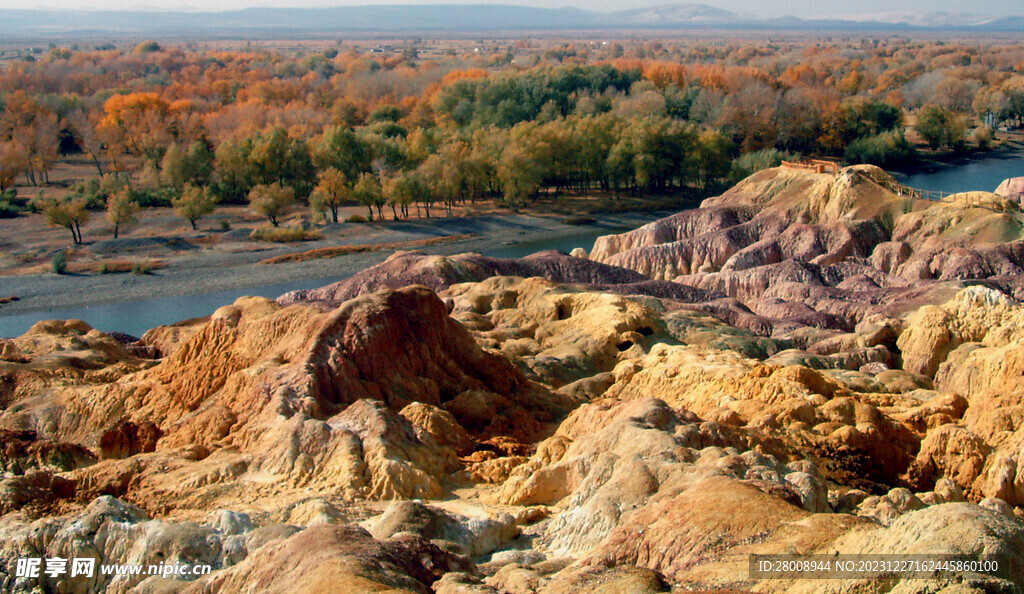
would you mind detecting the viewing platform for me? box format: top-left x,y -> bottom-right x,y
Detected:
781,159 -> 840,175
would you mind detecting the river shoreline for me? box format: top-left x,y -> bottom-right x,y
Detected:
0,210 -> 666,326
892,135 -> 1024,177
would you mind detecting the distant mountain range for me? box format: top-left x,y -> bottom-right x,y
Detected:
1,3 -> 1023,37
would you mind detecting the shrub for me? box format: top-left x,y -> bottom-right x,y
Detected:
730,148 -> 795,181
844,130 -> 918,168
974,125 -> 994,150
97,260 -> 133,274
251,225 -> 321,243
51,250 -> 67,274
67,178 -> 106,209
220,219 -> 231,231
132,261 -> 154,275
346,214 -> 368,223
0,201 -> 19,219
131,187 -> 174,208
84,193 -> 107,210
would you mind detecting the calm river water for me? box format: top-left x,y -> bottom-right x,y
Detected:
899,155 -> 1024,194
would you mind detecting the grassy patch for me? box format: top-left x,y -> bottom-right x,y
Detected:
251,225 -> 322,243
132,261 -> 155,275
0,202 -> 21,219
259,234 -> 475,265
91,259 -> 167,275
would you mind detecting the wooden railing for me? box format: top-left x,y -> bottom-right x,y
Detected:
781,159 -> 840,174
876,176 -> 1017,211
876,177 -> 949,202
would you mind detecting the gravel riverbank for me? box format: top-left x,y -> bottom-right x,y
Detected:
0,211 -> 665,321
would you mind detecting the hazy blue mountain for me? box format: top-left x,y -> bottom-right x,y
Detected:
0,5 -> 606,35
0,2 -> 1021,36
806,11 -> 998,28
610,3 -> 745,26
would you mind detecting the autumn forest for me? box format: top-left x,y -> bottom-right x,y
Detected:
2,35 -> 1024,239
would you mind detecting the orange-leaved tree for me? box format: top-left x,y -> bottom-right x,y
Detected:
99,92 -> 172,164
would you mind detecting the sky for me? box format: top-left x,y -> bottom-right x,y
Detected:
1,0 -> 1019,18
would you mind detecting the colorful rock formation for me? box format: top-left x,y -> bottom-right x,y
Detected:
3,165 -> 1024,592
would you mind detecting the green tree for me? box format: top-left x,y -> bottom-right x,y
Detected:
248,182 -> 294,227
469,126 -> 506,195
361,131 -> 408,173
917,108 -> 946,150
433,64 -> 639,128
369,105 -> 403,123
160,143 -> 189,190
573,114 -> 620,191
34,196 -> 90,244
383,170 -> 423,219
424,141 -> 474,215
606,117 -> 697,193
496,143 -> 543,207
185,141 -> 215,187
99,172 -> 128,197
313,125 -> 371,182
213,137 -> 256,204
163,141 -> 215,190
309,168 -> 351,223
695,129 -> 734,189
250,128 -> 315,198
133,41 -> 162,54
844,130 -> 917,168
915,104 -> 966,151
730,148 -> 792,182
172,184 -> 217,230
106,187 -> 139,238
352,173 -> 384,221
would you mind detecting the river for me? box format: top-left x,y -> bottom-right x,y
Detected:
4,156 -> 1022,340
0,226 -> 630,339
899,154 -> 1024,194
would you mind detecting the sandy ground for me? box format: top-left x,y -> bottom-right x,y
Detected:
0,210 -> 666,318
